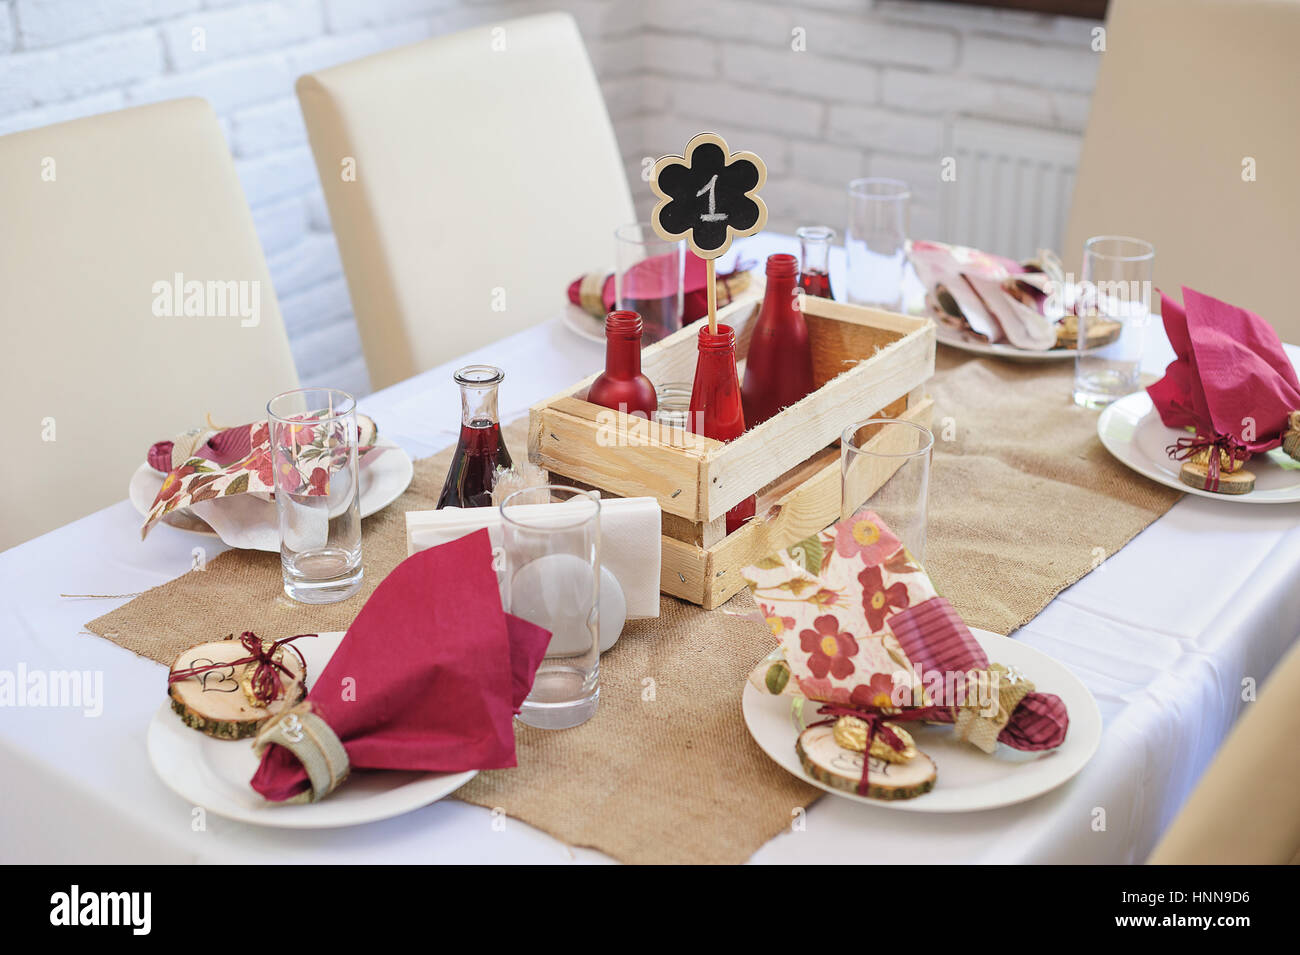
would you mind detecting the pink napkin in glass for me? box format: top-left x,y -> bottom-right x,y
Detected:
1148,286 -> 1300,454
251,529 -> 552,802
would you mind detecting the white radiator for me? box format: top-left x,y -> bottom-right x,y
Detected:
940,119 -> 1082,262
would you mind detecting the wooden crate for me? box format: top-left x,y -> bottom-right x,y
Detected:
529,293 -> 936,608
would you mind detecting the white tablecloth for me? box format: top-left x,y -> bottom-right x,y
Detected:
3,235 -> 1298,864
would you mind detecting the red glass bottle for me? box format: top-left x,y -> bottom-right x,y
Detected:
586,310 -> 658,418
437,364 -> 513,508
797,225 -> 836,299
741,253 -> 815,428
689,323 -> 755,534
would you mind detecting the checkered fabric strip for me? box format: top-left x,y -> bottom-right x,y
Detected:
888,597 -> 988,673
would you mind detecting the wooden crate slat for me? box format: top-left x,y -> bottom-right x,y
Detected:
693,396 -> 934,609
699,319 -> 934,521
529,405 -> 709,520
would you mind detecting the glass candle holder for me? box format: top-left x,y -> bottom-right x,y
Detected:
501,485 -> 602,730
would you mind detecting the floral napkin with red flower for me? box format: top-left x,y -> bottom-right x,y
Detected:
142,413 -> 380,550
743,510 -> 1067,753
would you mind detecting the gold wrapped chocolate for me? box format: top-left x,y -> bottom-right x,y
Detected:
833,716 -> 917,763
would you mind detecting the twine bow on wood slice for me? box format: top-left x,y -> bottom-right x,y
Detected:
808,703 -> 948,796
1166,432 -> 1250,492
168,631 -> 314,708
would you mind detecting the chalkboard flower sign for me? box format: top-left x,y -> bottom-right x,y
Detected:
650,131 -> 768,260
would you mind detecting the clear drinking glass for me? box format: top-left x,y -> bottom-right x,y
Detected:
1073,236 -> 1155,409
615,221 -> 685,344
501,485 -> 601,730
845,178 -> 910,310
841,418 -> 933,564
267,388 -> 363,604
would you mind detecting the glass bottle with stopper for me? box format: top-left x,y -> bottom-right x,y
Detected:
586,310 -> 658,419
437,364 -> 513,508
797,225 -> 835,299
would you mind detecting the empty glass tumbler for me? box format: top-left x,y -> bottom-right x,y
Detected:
841,417 -> 933,564
1073,235 -> 1155,409
268,387 -> 364,604
845,178 -> 910,311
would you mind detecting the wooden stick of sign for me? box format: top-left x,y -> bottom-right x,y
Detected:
649,132 -> 768,335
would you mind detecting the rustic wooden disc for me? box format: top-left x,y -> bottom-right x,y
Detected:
1283,412 -> 1300,461
168,638 -> 307,740
796,724 -> 936,800
1178,459 -> 1256,495
1056,314 -> 1122,350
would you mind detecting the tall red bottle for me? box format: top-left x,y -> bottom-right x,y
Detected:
741,253 -> 815,428
586,310 -> 658,418
689,324 -> 755,534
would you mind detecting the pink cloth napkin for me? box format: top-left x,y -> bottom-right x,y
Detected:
252,529 -> 552,802
1148,287 -> 1300,453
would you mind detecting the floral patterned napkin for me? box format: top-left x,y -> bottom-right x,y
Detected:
744,510 -> 1069,752
142,413 -> 379,541
744,511 -> 930,706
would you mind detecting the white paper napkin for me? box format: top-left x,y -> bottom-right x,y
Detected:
405,496 -> 662,619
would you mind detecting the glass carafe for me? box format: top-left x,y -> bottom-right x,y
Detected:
436,364 -> 513,508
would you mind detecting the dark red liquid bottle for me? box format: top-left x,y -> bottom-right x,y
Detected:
742,253 -> 815,428
689,323 -> 755,535
437,364 -> 513,508
797,225 -> 836,300
586,310 -> 658,418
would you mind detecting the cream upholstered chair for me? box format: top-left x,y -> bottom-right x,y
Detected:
1064,0 -> 1300,342
1148,638 -> 1300,864
0,99 -> 299,551
297,11 -> 636,389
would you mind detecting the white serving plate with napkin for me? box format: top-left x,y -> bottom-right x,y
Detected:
129,436 -> 415,549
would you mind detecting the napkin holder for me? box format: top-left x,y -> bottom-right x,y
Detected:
405,497 -> 662,619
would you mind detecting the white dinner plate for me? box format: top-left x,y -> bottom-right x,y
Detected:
1098,391 -> 1300,504
129,436 -> 416,544
742,628 -> 1102,813
147,631 -> 477,828
560,302 -> 608,343
934,321 -> 1078,362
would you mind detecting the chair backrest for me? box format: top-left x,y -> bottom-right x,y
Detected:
1064,0 -> 1300,341
297,11 -> 636,390
0,99 -> 299,551
1148,637 -> 1300,863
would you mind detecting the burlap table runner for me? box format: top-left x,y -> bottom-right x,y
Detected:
86,353 -> 1180,863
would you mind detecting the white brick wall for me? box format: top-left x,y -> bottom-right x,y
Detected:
0,0 -> 1100,396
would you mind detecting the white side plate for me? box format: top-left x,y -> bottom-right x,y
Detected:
147,631 -> 477,829
1098,391 -> 1300,504
129,436 -> 416,545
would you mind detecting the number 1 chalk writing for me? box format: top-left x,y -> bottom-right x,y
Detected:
697,174 -> 727,222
